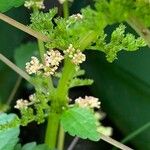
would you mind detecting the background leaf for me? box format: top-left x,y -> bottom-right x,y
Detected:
61,107 -> 100,141
0,0 -> 25,12
14,42 -> 39,69
0,7 -> 28,106
84,48 -> 150,149
0,113 -> 20,150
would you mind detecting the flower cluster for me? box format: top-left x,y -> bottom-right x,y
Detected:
26,50 -> 64,76
25,56 -> 43,75
15,93 -> 37,110
24,0 -> 45,9
58,0 -> 74,4
70,13 -> 83,20
14,99 -> 29,109
75,96 -> 101,109
64,44 -> 86,65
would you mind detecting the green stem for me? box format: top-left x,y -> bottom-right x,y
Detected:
45,113 -> 60,149
45,30 -> 99,149
56,58 -> 75,104
38,40 -> 45,63
57,125 -> 65,150
112,121 -> 150,150
63,0 -> 69,18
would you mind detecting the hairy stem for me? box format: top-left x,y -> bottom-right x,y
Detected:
0,53 -> 31,83
0,13 -> 49,41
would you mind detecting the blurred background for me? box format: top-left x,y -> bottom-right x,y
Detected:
0,0 -> 150,150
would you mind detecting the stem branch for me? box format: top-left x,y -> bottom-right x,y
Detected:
101,134 -> 133,150
0,13 -> 49,41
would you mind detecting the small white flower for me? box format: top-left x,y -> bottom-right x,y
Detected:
64,44 -> 86,65
24,0 -> 45,9
58,0 -> 74,4
35,1 -> 45,9
64,44 -> 76,58
43,66 -> 58,76
24,0 -> 34,9
70,13 -> 83,20
14,99 -> 29,109
44,50 -> 64,67
75,96 -> 101,109
72,50 -> 86,65
25,56 -> 43,75
29,93 -> 37,102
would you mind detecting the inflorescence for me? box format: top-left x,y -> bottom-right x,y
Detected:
58,0 -> 74,4
75,96 -> 101,109
26,45 -> 86,76
24,0 -> 45,9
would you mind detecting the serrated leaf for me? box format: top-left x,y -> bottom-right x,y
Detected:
69,78 -> 93,88
0,0 -> 25,12
72,69 -> 85,78
61,107 -> 100,141
0,113 -> 20,150
14,42 -> 39,69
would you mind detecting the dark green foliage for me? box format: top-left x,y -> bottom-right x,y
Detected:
0,0 -> 25,12
14,42 -> 39,69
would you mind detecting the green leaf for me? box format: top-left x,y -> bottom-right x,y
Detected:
0,113 -> 20,150
90,24 -> 146,62
69,78 -> 93,88
22,142 -> 36,150
0,0 -> 25,12
14,42 -> 39,69
21,142 -> 50,150
61,107 -> 100,141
